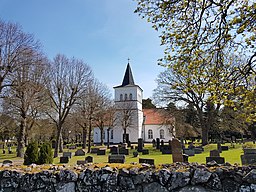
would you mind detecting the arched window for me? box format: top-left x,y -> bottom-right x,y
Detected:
160,129 -> 164,139
129,93 -> 132,100
124,94 -> 128,100
110,130 -> 113,139
120,94 -> 123,101
148,129 -> 153,139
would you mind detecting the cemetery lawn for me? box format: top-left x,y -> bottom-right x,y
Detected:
53,143 -> 244,165
0,143 -> 244,166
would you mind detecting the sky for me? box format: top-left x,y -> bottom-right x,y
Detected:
0,0 -> 165,99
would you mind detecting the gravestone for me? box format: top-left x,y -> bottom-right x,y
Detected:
108,154 -> 125,163
183,148 -> 195,156
77,160 -> 86,165
137,138 -> 143,152
130,145 -> 134,150
60,156 -> 69,163
63,152 -> 72,159
142,149 -> 149,155
2,160 -> 12,165
139,158 -> 154,165
69,145 -> 76,150
161,145 -> 172,154
90,148 -> 99,154
75,149 -> 86,156
217,142 -> 222,153
171,138 -> 184,162
206,150 -> 225,164
152,139 -> 156,148
97,149 -> 106,155
221,146 -> 229,151
156,138 -> 160,149
188,142 -> 195,150
194,147 -> 203,154
85,156 -> 93,163
110,146 -> 119,154
241,148 -> 256,165
160,140 -> 164,151
133,151 -> 138,157
51,140 -> 56,149
119,148 -> 129,155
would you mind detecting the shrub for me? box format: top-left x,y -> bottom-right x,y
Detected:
24,142 -> 39,165
38,142 -> 53,164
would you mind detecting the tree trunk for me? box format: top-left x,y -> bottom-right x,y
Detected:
107,128 -> 110,149
54,127 -> 62,158
100,127 -> 104,146
82,127 -> 87,149
59,132 -> 63,153
17,119 -> 26,158
87,119 -> 92,153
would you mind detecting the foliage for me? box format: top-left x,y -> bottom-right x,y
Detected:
142,98 -> 156,109
24,142 -> 39,165
135,0 -> 255,122
38,142 -> 53,164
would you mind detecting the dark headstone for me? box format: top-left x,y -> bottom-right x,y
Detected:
108,154 -> 125,163
139,158 -> 154,165
142,149 -> 149,155
90,148 -> 99,154
188,142 -> 195,149
171,138 -> 183,162
130,145 -> 134,150
63,152 -> 72,158
110,146 -> 119,154
183,154 -> 189,163
133,151 -> 138,157
85,156 -> 93,163
221,146 -> 229,151
51,140 -> 56,149
119,148 -> 129,155
217,142 -> 222,153
210,150 -> 220,157
161,145 -> 172,154
156,138 -> 160,149
138,138 -> 143,152
241,154 -> 256,165
183,148 -> 195,156
77,160 -> 86,165
152,139 -> 156,148
97,149 -> 106,155
161,140 -> 164,147
75,149 -> 86,156
2,160 -> 12,165
60,156 -> 69,163
206,157 -> 225,164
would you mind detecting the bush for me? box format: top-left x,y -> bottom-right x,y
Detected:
24,142 -> 39,165
38,142 -> 53,164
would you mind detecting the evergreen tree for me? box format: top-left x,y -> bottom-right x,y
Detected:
38,142 -> 53,164
24,142 -> 39,165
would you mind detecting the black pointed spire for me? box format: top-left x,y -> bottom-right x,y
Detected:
121,62 -> 135,86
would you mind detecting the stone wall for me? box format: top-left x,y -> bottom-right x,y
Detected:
1,162 -> 256,191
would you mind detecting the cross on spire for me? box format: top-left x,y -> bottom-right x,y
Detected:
128,58 -> 130,63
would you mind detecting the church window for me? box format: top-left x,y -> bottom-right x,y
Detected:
160,129 -> 164,139
120,94 -> 123,101
110,129 -> 113,139
148,129 -> 153,139
129,93 -> 132,100
125,94 -> 128,100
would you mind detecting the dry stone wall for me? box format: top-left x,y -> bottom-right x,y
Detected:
1,162 -> 256,191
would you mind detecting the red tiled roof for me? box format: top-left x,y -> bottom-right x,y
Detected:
143,108 -> 174,125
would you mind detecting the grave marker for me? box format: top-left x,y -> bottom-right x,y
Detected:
171,138 -> 184,163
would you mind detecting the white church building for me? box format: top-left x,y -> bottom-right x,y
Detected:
93,63 -> 175,144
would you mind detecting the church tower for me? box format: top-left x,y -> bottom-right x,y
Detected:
113,62 -> 143,143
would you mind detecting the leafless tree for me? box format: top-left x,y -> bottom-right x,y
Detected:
115,101 -> 137,143
0,20 -> 40,95
46,54 -> 93,158
3,50 -> 49,157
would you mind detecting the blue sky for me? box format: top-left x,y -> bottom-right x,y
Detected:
0,0 -> 165,99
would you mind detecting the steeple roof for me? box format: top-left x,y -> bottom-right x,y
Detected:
121,63 -> 135,86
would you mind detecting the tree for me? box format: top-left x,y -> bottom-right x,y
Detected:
46,54 -> 92,158
115,101 -> 136,143
135,0 -> 255,122
3,50 -> 48,157
24,142 -> 38,165
0,20 -> 40,95
142,98 -> 156,109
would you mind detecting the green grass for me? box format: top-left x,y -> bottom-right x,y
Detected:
1,143 -> 245,165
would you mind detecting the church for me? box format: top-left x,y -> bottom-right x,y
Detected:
93,63 -> 175,144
